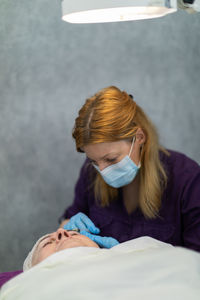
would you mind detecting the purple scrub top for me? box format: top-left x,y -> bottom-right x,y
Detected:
60,150 -> 200,252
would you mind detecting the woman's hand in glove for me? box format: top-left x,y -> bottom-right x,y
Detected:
63,212 -> 100,234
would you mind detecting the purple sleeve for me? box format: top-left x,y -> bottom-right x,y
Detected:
58,159 -> 92,223
182,171 -> 200,252
0,271 -> 23,288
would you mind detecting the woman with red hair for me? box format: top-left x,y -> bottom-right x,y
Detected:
59,86 -> 200,251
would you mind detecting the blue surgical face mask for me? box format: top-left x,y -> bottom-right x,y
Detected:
93,138 -> 140,188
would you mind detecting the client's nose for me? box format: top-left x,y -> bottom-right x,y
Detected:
56,228 -> 70,241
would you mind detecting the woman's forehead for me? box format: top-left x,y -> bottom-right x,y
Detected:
83,140 -> 130,158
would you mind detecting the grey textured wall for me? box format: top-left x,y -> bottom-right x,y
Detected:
0,0 -> 200,272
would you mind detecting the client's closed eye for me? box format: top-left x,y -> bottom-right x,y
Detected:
43,241 -> 53,248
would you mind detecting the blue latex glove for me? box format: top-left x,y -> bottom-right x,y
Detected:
63,212 -> 100,234
80,230 -> 119,248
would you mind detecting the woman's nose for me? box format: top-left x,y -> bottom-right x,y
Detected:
55,228 -> 70,241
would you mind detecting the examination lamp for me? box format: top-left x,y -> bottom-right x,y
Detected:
61,0 -> 200,24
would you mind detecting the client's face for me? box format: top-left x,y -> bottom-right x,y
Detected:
32,228 -> 99,266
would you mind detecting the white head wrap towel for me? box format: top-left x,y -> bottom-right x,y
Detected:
23,234 -> 50,271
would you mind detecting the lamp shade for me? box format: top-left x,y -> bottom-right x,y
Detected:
62,0 -> 177,23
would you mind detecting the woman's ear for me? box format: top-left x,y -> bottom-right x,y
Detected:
135,128 -> 146,145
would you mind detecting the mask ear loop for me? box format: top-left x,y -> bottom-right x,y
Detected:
138,144 -> 144,168
128,136 -> 135,157
129,136 -> 141,168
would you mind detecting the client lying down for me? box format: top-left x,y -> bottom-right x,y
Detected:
23,228 -> 100,270
1,230 -> 200,300
0,228 -> 117,287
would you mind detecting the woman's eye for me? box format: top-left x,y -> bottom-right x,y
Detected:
106,158 -> 116,163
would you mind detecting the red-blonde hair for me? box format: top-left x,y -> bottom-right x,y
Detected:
73,86 -> 169,218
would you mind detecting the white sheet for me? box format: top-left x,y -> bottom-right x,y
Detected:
0,237 -> 200,300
